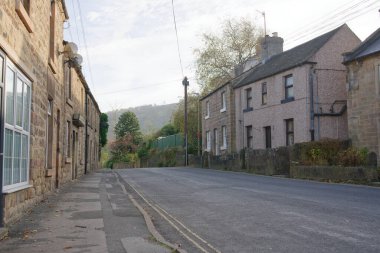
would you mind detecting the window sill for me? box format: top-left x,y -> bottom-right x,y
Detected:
220,146 -> 227,151
65,157 -> 72,164
66,98 -> 73,107
220,108 -> 227,113
45,169 -> 53,177
48,57 -> 57,74
3,184 -> 33,194
15,0 -> 34,33
281,97 -> 295,104
204,115 -> 210,120
243,107 -> 253,113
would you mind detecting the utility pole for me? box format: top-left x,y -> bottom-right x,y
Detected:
182,77 -> 189,166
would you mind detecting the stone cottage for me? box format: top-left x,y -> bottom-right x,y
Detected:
0,0 -> 100,227
233,24 -> 361,150
343,27 -> 380,165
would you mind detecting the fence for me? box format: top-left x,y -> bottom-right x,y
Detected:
151,134 -> 183,150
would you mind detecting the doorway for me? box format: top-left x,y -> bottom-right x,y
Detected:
72,130 -> 77,180
55,109 -> 60,188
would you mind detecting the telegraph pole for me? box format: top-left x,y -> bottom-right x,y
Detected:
182,77 -> 189,166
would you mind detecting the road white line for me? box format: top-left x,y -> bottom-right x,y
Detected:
114,173 -> 184,253
153,204 -> 222,253
117,172 -> 221,253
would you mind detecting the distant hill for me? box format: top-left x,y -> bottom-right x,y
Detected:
106,103 -> 178,141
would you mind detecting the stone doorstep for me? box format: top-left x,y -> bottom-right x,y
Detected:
0,227 -> 9,240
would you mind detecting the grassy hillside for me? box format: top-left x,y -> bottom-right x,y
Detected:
106,103 -> 178,141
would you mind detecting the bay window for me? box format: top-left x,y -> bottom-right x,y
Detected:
3,60 -> 31,191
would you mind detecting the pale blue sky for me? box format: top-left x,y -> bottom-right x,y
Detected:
63,0 -> 380,112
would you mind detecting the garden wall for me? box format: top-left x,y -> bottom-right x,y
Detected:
290,166 -> 378,181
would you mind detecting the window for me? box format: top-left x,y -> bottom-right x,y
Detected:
206,131 -> 211,151
245,88 -> 252,109
220,91 -> 226,112
0,55 -> 4,82
285,75 -> 294,99
221,126 -> 227,149
378,65 -> 380,94
264,126 -> 271,149
81,88 -> 84,112
64,63 -> 72,100
66,121 -> 71,158
21,0 -> 30,13
3,61 -> 31,191
45,100 -> 53,169
246,125 -> 253,148
205,101 -> 210,119
15,0 -> 33,33
49,0 -> 56,61
262,83 -> 267,105
285,119 -> 294,146
214,128 -> 219,155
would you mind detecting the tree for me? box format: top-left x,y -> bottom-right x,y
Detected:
172,92 -> 200,154
156,124 -> 179,138
109,134 -> 138,162
114,111 -> 142,144
194,17 -> 263,93
99,113 -> 109,147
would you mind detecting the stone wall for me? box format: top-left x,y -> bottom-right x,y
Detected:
346,53 -> 380,165
290,165 -> 378,181
0,0 -> 100,225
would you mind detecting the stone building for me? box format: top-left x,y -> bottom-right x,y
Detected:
233,25 -> 360,150
343,28 -> 380,165
201,82 -> 235,155
0,0 -> 100,227
200,68 -> 254,155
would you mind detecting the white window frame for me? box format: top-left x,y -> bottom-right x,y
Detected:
205,101 -> 210,119
221,125 -> 227,150
3,59 -> 32,192
214,128 -> 219,155
205,131 -> 211,151
220,91 -> 226,112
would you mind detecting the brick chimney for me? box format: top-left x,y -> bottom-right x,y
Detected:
260,32 -> 284,62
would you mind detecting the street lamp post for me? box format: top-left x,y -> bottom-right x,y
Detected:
182,77 -> 189,166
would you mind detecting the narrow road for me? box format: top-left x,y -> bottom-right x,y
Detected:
118,167 -> 380,253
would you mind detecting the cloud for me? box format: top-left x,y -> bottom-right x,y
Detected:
64,0 -> 379,112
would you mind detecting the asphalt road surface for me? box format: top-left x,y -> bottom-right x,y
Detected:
118,167 -> 380,253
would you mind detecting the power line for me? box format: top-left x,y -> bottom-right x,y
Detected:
76,0 -> 96,90
285,0 -> 379,47
171,0 -> 184,77
97,77 -> 195,96
284,0 -> 368,39
70,0 -> 82,48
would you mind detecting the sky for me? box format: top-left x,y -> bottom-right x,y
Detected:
63,0 -> 380,112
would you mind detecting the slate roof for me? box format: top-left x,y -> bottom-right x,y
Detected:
234,25 -> 346,89
343,27 -> 380,64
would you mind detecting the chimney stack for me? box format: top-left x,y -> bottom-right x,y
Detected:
261,32 -> 283,62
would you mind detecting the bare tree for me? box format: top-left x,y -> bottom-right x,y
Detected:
194,17 -> 263,93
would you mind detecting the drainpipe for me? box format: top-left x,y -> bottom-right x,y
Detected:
309,65 -> 316,141
84,90 -> 88,174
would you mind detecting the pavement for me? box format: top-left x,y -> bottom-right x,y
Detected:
118,167 -> 380,253
0,170 -> 173,253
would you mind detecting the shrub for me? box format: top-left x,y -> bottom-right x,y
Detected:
337,147 -> 368,166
